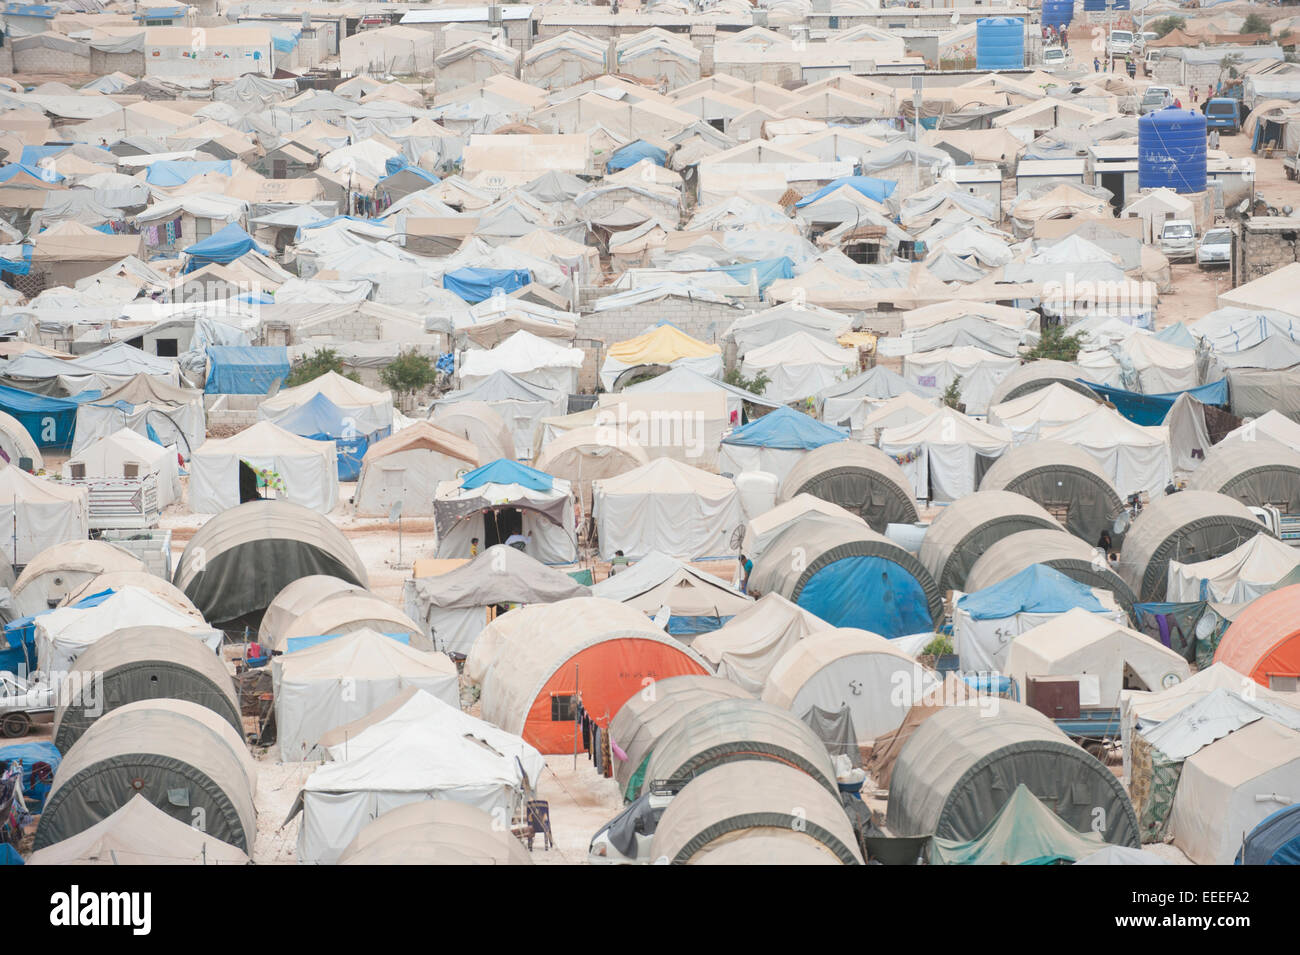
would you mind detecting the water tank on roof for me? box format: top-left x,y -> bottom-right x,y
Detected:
1138,108 -> 1208,194
976,18 -> 1025,71
1041,0 -> 1074,31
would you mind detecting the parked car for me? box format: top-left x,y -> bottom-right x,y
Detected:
0,671 -> 55,738
1042,46 -> 1070,70
1159,219 -> 1197,262
1107,29 -> 1134,58
1140,86 -> 1171,115
1206,97 -> 1241,133
1198,227 -> 1233,269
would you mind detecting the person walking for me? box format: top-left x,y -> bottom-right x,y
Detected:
1094,56 -> 1101,72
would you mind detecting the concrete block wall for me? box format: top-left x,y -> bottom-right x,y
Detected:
13,47 -> 89,73
1238,228 -> 1300,284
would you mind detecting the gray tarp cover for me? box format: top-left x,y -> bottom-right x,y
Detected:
987,360 -> 1095,406
52,625 -> 241,753
803,704 -> 860,768
173,500 -> 368,629
887,700 -> 1139,847
979,440 -> 1122,548
919,490 -> 1063,594
405,543 -> 588,610
35,699 -> 256,853
779,441 -> 920,532
1227,367 -> 1300,421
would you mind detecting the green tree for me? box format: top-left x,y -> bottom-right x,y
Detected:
1241,13 -> 1269,35
381,350 -> 438,396
723,367 -> 771,396
1149,16 -> 1185,38
285,348 -> 360,388
941,375 -> 963,409
1024,324 -> 1085,362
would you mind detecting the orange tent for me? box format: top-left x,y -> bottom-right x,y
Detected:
1214,584 -> 1300,689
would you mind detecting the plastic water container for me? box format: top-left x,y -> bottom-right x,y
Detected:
735,470 -> 779,521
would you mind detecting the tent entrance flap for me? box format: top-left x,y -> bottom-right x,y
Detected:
484,507 -> 523,549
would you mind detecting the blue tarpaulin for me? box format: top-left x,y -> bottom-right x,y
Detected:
382,155 -> 438,184
957,564 -> 1106,620
273,391 -> 385,481
285,632 -> 411,653
722,405 -> 846,450
145,159 -> 232,187
0,162 -> 62,184
795,175 -> 897,207
708,256 -> 795,293
444,267 -> 530,303
0,244 -> 32,276
0,616 -> 39,673
606,140 -> 669,171
183,223 -> 268,273
1237,805 -> 1300,866
0,383 -> 100,449
1153,322 -> 1196,348
1081,378 -> 1230,426
204,345 -> 290,395
0,740 -> 61,811
460,458 -> 553,492
796,556 -> 933,639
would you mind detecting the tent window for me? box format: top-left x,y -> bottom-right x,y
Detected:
383,468 -> 405,489
69,462 -> 85,481
155,337 -> 179,358
1043,501 -> 1071,525
550,693 -> 575,722
123,462 -> 140,479
194,218 -> 212,242
1269,675 -> 1298,693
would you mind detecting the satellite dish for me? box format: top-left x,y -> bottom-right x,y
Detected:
1112,512 -> 1131,534
388,500 -> 403,523
1195,613 -> 1217,641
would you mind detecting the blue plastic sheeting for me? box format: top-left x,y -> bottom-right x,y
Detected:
962,672 -> 1014,695
722,405 -> 846,450
70,588 -> 116,609
957,564 -> 1105,620
274,392 -> 387,481
1154,322 -> 1196,348
460,458 -> 553,492
795,175 -> 897,207
0,162 -> 62,184
183,223 -> 268,273
382,155 -> 438,184
204,345 -> 290,395
0,616 -> 40,673
796,555 -> 934,639
285,632 -> 411,653
1081,379 -> 1229,426
145,159 -> 232,187
0,845 -> 21,866
708,256 -> 795,293
0,244 -> 32,276
444,267 -> 530,303
606,139 -> 669,171
0,383 -> 99,449
0,740 -> 61,811
1236,805 -> 1300,866
271,33 -> 299,52
666,614 -> 735,636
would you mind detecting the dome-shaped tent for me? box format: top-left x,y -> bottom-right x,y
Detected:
607,674 -> 751,801
338,801 -> 533,865
465,597 -> 709,753
919,490 -> 1064,595
34,699 -> 257,853
1184,440 -> 1300,514
644,697 -> 839,797
741,494 -> 867,565
887,700 -> 1140,847
748,519 -> 942,639
12,539 -> 143,616
1213,584 -> 1300,691
61,571 -> 199,615
778,441 -> 918,533
649,761 -> 862,865
0,409 -> 42,471
1118,490 -> 1267,602
52,626 -> 241,754
533,425 -> 650,513
762,628 -> 937,740
979,440 -> 1124,547
173,500 -> 368,632
258,575 -> 368,649
277,594 -> 430,652
1236,804 -> 1300,866
691,831 -> 848,865
987,360 -> 1095,406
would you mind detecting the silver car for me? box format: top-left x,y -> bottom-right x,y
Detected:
1198,227 -> 1233,269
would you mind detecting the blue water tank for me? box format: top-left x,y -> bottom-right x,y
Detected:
976,17 -> 1025,71
1138,107 -> 1208,193
1082,0 -> 1129,9
1042,0 -> 1074,30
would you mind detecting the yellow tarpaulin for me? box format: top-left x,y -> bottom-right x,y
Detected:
606,323 -> 720,365
412,558 -> 471,578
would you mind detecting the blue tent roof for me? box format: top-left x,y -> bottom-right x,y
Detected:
606,140 -> 668,171
444,267 -> 530,303
0,244 -> 33,276
205,345 -> 290,395
0,383 -> 88,414
1153,322 -> 1196,348
184,223 -> 268,273
1081,378 -> 1229,426
795,175 -> 897,207
145,159 -> 232,187
1237,804 -> 1300,865
274,391 -> 348,438
957,564 -> 1106,620
722,405 -> 847,450
460,458 -> 553,492
708,256 -> 795,293
0,162 -> 62,184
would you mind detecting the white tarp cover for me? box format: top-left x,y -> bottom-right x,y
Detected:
62,427 -> 181,509
1167,533 -> 1300,605
1169,719 -> 1300,865
692,593 -> 828,694
1005,608 -> 1191,709
592,457 -> 742,560
35,586 -> 222,676
0,466 -> 89,567
740,331 -> 857,405
294,689 -> 544,865
1041,406 -> 1172,499
189,420 -> 339,514
902,346 -> 1018,417
879,407 -> 1012,503
273,629 -> 458,760
432,474 -> 577,564
954,589 -> 1126,673
459,330 -> 585,395
987,382 -> 1102,444
352,421 -> 480,518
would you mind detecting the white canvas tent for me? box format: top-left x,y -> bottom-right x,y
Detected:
272,629 -> 458,761
592,458 -> 743,561
459,330 -> 585,395
1041,406 -> 1171,499
902,345 -> 1018,416
741,494 -> 867,565
0,466 -> 89,568
1005,608 -> 1190,709
258,371 -> 394,437
62,427 -> 181,509
691,593 -> 828,695
1168,533 -> 1300,604
879,407 -> 1012,503
352,422 -> 480,518
740,331 -> 857,404
987,382 -> 1102,444
189,421 -> 339,514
